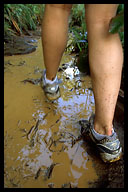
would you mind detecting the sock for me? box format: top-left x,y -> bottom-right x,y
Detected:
92,126 -> 114,140
44,74 -> 57,84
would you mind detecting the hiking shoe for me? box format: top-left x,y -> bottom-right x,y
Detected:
79,114 -> 122,163
41,69 -> 61,101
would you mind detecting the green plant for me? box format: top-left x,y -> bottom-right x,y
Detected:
109,4 -> 124,48
68,4 -> 88,53
4,4 -> 45,37
68,4 -> 124,53
109,12 -> 124,34
70,27 -> 88,52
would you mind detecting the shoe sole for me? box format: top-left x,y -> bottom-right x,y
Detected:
100,147 -> 122,163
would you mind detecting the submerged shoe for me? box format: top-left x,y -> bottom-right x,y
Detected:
41,70 -> 61,101
79,114 -> 122,163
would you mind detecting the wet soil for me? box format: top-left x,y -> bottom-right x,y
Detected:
4,36 -> 124,188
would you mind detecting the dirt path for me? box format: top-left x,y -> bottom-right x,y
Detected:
4,38 -> 124,188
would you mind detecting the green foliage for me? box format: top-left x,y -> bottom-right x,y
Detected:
68,4 -> 124,53
109,12 -> 124,34
109,12 -> 124,48
4,4 -> 45,36
4,4 -> 124,50
69,4 -> 88,53
117,4 -> 124,14
69,4 -> 86,30
109,4 -> 124,48
69,27 -> 88,52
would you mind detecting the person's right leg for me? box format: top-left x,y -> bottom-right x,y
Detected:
85,4 -> 123,136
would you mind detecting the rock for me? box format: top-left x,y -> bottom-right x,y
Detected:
4,35 -> 37,56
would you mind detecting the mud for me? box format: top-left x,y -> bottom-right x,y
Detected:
4,37 -> 124,188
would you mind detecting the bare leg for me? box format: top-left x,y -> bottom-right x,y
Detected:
85,4 -> 123,136
42,4 -> 72,80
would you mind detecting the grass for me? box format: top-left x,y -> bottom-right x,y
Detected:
4,4 -> 124,50
4,4 -> 45,37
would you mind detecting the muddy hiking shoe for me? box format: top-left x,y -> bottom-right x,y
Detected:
79,114 -> 122,163
41,69 -> 61,101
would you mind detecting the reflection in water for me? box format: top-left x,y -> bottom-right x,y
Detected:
58,92 -> 94,116
4,39 -> 99,188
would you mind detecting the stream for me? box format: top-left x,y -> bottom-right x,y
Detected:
4,35 -> 124,188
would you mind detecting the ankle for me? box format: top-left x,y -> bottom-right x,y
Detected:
46,75 -> 55,81
94,122 -> 113,136
45,73 -> 57,81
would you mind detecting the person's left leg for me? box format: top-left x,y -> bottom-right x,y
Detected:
42,4 -> 72,81
80,4 -> 123,162
85,4 -> 123,136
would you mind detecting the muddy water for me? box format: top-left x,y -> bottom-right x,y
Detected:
4,38 -> 108,188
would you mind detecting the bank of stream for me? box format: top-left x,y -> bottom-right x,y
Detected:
4,34 -> 124,188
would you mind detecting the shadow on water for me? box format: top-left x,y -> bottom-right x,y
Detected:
4,37 -> 124,188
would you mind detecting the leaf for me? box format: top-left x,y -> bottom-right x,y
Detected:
11,17 -> 21,34
109,12 -> 124,34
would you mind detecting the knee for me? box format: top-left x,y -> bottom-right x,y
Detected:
88,17 -> 112,29
86,18 -> 114,38
85,4 -> 118,34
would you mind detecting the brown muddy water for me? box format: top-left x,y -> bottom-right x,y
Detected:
4,38 -> 124,188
